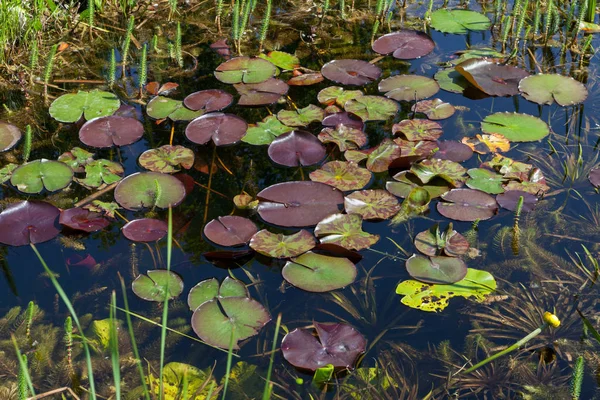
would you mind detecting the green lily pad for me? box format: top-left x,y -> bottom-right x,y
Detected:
396,268 -> 497,312
132,270 -> 184,302
518,74 -> 588,106
11,159 -> 74,194
0,122 -> 21,152
410,159 -> 466,187
466,168 -> 505,194
434,68 -> 470,94
414,223 -> 470,257
249,229 -> 316,258
430,10 -> 491,34
379,75 -> 440,102
114,172 -> 186,210
392,119 -> 443,141
146,96 -> 203,121
58,147 -> 95,172
317,86 -> 364,107
482,154 -> 533,180
214,56 -> 277,84
411,99 -> 455,120
188,277 -> 248,311
389,187 -> 431,226
344,95 -> 399,121
259,51 -> 300,70
139,145 -> 195,173
309,161 -> 372,191
481,112 -> 550,142
344,189 -> 400,220
76,159 -> 124,189
49,90 -> 120,123
0,163 -> 18,184
242,115 -> 293,145
282,251 -> 357,292
277,104 -> 325,127
315,214 -> 379,251
318,125 -> 367,152
405,254 -> 467,284
450,48 -> 506,65
386,171 -> 451,199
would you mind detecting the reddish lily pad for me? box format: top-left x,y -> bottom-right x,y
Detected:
455,58 -> 530,97
379,75 -> 440,102
590,167 -> 600,187
204,216 -> 258,247
321,59 -> 382,86
309,161 -> 372,191
187,277 -> 248,311
139,145 -> 195,173
79,115 -> 144,148
318,125 -> 367,152
414,223 -> 469,257
114,172 -> 186,210
268,130 -> 326,167
288,73 -> 325,86
393,139 -> 438,166
0,201 -> 61,246
496,190 -> 538,212
183,89 -> 234,112
372,30 -> 434,59
66,254 -> 98,269
122,219 -> 168,242
242,115 -> 293,145
131,270 -> 184,302
437,188 -> 498,221
277,105 -> 325,127
282,251 -> 357,293
466,168 -> 505,194
321,112 -> 364,130
344,190 -> 400,220
249,229 -> 315,258
411,159 -> 466,187
186,113 -> 248,146
0,122 -> 21,152
256,181 -> 344,227
386,171 -> 451,199
235,78 -> 289,106
315,214 -> 379,251
364,139 -> 402,173
519,74 -> 588,106
344,96 -> 399,121
392,119 -> 442,141
317,86 -> 364,107
405,254 -> 467,284
214,56 -> 276,84
59,208 -> 110,232
411,99 -> 455,120
433,141 -> 474,162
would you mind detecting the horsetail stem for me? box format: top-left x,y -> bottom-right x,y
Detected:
176,22 -> 183,68
29,40 -> 39,71
43,44 -> 57,103
139,43 -> 147,98
108,48 -> 116,88
122,15 -> 135,75
570,356 -> 584,400
216,0 -> 224,33
22,125 -> 31,163
18,354 -> 28,400
64,316 -> 73,371
88,0 -> 94,41
259,0 -> 272,52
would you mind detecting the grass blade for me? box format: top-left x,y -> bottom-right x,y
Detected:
262,313 -> 282,400
109,291 -> 121,399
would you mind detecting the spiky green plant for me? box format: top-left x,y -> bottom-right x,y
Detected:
586,0 -> 596,21
64,316 -> 73,371
572,0 -> 589,45
18,354 -> 28,400
515,0 -> 529,41
232,0 -> 241,53
259,0 -> 272,52
88,0 -> 95,40
216,0 -> 225,33
43,43 -> 58,103
24,301 -> 34,343
122,15 -> 135,75
533,0 -> 541,36
570,356 -> 584,399
512,196 -> 524,256
29,40 -> 39,72
544,0 -> 554,40
108,48 -> 116,88
340,0 -> 346,19
175,22 -> 183,68
139,43 -> 147,98
152,34 -> 158,53
22,125 -> 31,163
169,0 -> 178,20
109,291 -> 121,399
239,0 -> 252,47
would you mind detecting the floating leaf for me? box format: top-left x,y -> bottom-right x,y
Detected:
59,208 -> 110,232
309,161 -> 372,191
49,90 -> 120,123
317,86 -> 364,107
242,115 -> 293,145
503,179 -> 549,195
451,48 -> 506,65
268,130 -> 326,167
282,251 -> 357,293
455,58 -> 530,96
318,125 -> 367,152
434,68 -> 470,94
214,56 -> 276,84
461,133 -> 510,154
153,362 -> 218,400
114,172 -> 186,210
315,214 -> 379,251
0,201 -> 61,246
58,147 -> 94,172
393,119 -> 443,141
344,190 -> 400,220
405,254 -> 467,284
132,270 -> 184,302
379,75 -> 440,102
466,168 -> 505,194
321,112 -> 364,130
84,200 -> 120,219
277,105 -> 325,127
590,167 -> 600,187
414,223 -> 469,257
411,159 -> 466,187
372,30 -> 435,59
249,229 -> 316,258
187,277 -> 248,311
321,59 -> 382,86
483,154 -> 533,180
281,323 -> 366,371
496,190 -> 538,212
519,73 -> 588,106
0,122 -> 21,152
396,268 -> 496,312
11,159 -> 73,194
122,219 -> 168,242
258,51 -> 300,70
386,171 -> 450,199
79,115 -> 144,148
481,112 -> 549,142
365,139 -> 402,172
411,99 -> 455,120
139,145 -> 194,173
437,188 -> 498,221
186,113 -> 248,146
183,89 -> 234,112
393,139 -> 438,164
146,96 -> 203,121
204,216 -> 258,247
0,163 -> 18,184
344,96 -> 399,121
146,82 -> 178,96
389,187 -> 431,225
234,78 -> 289,106
433,141 -> 473,162
77,159 -> 123,189
288,72 -> 325,86
430,9 -> 491,34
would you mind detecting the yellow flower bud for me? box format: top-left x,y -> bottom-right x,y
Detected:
543,311 -> 561,328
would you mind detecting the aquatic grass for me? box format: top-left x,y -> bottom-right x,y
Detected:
176,22 -> 183,68
262,313 -> 282,400
13,337 -> 34,399
109,291 -> 121,400
532,0 -> 541,37
340,0 -> 346,19
572,0 -> 589,47
108,48 -> 116,88
232,0 -> 241,54
139,43 -> 148,98
158,206 -> 173,400
587,0 -> 596,21
29,40 -> 39,72
24,301 -> 33,343
169,0 -> 178,20
220,325 -> 236,400
512,196 -> 524,256
43,43 -> 58,103
216,0 -> 225,33
64,316 -> 73,371
122,15 -> 135,75
88,0 -> 95,41
239,0 -> 253,51
259,0 -> 272,52
570,355 -> 584,399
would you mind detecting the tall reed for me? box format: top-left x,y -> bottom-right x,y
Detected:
259,0 -> 272,52
261,313 -> 282,400
340,0 -> 346,19
587,0 -> 596,22
109,291 -> 121,399
158,207 -> 174,399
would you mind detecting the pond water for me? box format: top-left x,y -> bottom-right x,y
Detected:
1,0 -> 600,398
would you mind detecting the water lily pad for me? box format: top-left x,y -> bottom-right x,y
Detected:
186,113 -> 248,146
396,268 -> 496,312
389,187 -> 431,225
344,96 -> 399,121
455,58 -> 530,97
257,181 -> 344,227
466,168 -> 505,194
288,73 -> 325,86
461,133 -> 510,154
114,172 -> 186,210
242,115 -> 293,145
282,251 -> 357,293
481,112 -> 549,142
406,254 -> 467,284
11,159 -> 73,194
483,154 -> 533,180
344,190 -> 400,220
309,161 -> 372,191
49,90 -> 120,123
433,141 -> 474,162
139,145 -> 194,173
191,297 -> 271,349
132,270 -> 184,302
281,322 -> 366,371
321,112 -> 364,130
79,115 -> 144,148
386,171 -> 451,199
317,86 -> 364,107
146,96 -> 203,121
183,89 -> 234,112
258,51 -> 300,70
437,188 -> 498,221
249,229 -> 315,258
519,74 -> 588,106
411,99 -> 455,120
379,75 -> 440,102
58,147 -> 94,172
411,159 -> 466,187
0,122 -> 21,152
0,163 -> 18,184
59,208 -> 110,232
315,214 -> 379,251
372,30 -> 435,59
277,105 -> 325,127
77,159 -> 123,189
214,56 -> 276,84
235,78 -> 289,106
393,139 -> 438,165
434,68 -> 470,94
187,277 -> 248,311
590,167 -> 600,187
318,125 -> 367,152
451,48 -> 506,65
496,190 -> 537,212
430,9 -> 491,34
414,223 -> 469,257
0,201 -> 61,246
204,216 -> 258,247
393,119 -> 443,141
321,59 -> 382,86
365,139 -> 402,173
122,218 -> 168,242
268,130 -> 326,167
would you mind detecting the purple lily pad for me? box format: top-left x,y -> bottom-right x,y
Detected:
321,59 -> 382,86
372,30 -> 435,59
66,254 -> 98,269
455,58 -> 530,97
433,141 -> 474,162
281,322 -> 366,371
183,89 -> 234,112
185,113 -> 248,146
0,121 -> 22,152
392,119 -> 443,141
437,188 -> 498,221
203,216 -> 258,247
589,167 -> 600,187
0,201 -> 61,246
122,218 -> 168,242
268,130 -> 326,167
322,112 -> 364,130
496,190 -> 538,212
235,78 -> 289,106
79,116 -> 144,148
59,207 -> 110,232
